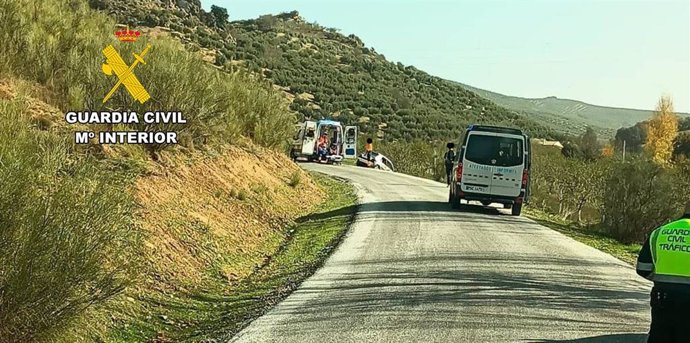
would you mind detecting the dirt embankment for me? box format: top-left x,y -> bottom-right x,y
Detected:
1,77 -> 339,341
134,146 -> 325,291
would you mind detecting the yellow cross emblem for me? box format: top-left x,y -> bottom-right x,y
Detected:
101,44 -> 152,104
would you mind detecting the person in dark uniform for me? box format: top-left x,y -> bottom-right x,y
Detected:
636,201 -> 690,343
443,142 -> 456,186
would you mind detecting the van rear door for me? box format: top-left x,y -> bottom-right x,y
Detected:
489,135 -> 526,197
461,132 -> 495,195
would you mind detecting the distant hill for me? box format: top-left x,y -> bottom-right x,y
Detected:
90,3 -> 559,141
459,84 -> 689,136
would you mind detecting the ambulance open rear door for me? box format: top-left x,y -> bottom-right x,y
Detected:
344,126 -> 357,158
301,121 -> 318,155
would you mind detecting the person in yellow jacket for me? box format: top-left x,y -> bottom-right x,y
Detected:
636,201 -> 690,343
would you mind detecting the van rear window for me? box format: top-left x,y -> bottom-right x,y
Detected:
464,134 -> 524,167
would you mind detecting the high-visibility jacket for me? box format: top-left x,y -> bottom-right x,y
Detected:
637,216 -> 690,304
365,143 -> 373,152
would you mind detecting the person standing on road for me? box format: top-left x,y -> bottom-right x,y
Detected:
636,201 -> 690,343
443,142 -> 456,186
365,138 -> 373,161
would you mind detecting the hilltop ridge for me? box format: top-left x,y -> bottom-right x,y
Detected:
460,83 -> 690,135
90,2 -> 558,140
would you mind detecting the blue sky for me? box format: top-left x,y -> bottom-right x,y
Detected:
204,0 -> 690,112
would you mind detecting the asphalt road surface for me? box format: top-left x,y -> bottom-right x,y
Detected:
230,164 -> 651,343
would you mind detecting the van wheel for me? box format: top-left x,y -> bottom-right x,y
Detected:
511,203 -> 523,216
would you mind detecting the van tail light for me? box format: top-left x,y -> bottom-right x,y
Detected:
522,169 -> 529,188
455,163 -> 463,182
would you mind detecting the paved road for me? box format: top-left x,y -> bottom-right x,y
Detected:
230,164 -> 651,343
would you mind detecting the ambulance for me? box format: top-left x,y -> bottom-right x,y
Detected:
290,120 -> 358,163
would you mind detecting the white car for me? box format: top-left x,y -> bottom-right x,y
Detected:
448,125 -> 532,216
356,152 -> 395,172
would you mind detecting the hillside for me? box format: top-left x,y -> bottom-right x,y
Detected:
91,2 -> 559,141
460,83 -> 690,135
0,1 -> 357,342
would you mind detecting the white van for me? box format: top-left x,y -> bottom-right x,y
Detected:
448,125 -> 531,216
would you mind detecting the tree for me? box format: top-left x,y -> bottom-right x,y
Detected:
615,122 -> 646,153
645,96 -> 679,166
674,132 -> 690,158
214,52 -> 227,66
561,140 -> 582,158
257,15 -> 277,32
579,126 -> 600,160
679,117 -> 690,131
209,5 -> 229,28
602,157 -> 677,243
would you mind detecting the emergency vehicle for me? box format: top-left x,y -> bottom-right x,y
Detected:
290,120 -> 358,163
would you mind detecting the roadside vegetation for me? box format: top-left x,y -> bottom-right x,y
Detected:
529,96 -> 690,250
0,0 -> 294,154
0,1 -> 358,342
105,174 -> 356,343
0,90 -> 139,343
524,210 -> 642,265
374,140 -> 447,182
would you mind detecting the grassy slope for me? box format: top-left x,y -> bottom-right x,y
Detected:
0,1 -> 355,342
106,173 -> 357,343
461,83 -> 690,136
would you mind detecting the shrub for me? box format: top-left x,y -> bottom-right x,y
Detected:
215,52 -> 227,66
530,145 -> 609,223
0,0 -> 294,153
288,170 -> 302,187
376,140 -> 446,182
236,189 -> 249,201
601,157 -> 678,243
0,98 -> 138,343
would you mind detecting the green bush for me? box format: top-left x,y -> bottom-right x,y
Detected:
531,143 -> 688,243
376,140 -> 446,181
0,0 -> 294,153
601,157 -> 679,243
288,170 -> 302,187
0,1 -> 299,341
0,98 -> 138,343
366,138 -> 686,246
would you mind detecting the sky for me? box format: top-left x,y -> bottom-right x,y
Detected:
204,0 -> 690,112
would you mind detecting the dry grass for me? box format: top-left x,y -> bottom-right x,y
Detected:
133,145 -> 323,290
